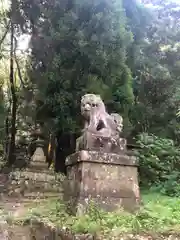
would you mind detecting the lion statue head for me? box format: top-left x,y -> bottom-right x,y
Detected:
110,113 -> 123,134
80,94 -> 106,120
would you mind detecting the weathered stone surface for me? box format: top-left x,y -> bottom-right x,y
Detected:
28,125 -> 49,169
6,169 -> 64,199
76,94 -> 126,153
64,150 -> 140,214
66,150 -> 137,166
28,160 -> 48,170
0,168 -> 64,199
31,147 -> 46,162
30,146 -> 48,169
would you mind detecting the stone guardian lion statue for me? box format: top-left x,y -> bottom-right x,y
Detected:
76,94 -> 126,153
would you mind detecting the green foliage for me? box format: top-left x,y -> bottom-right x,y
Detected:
136,133 -> 180,196
11,0 -> 180,142
2,0 -> 180,172
11,192 -> 180,237
128,0 -> 180,140
17,0 -> 134,132
177,108 -> 180,118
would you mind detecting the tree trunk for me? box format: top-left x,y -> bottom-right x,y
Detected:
7,17 -> 17,165
5,107 -> 10,157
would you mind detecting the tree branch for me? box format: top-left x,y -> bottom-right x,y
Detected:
0,21 -> 10,48
13,36 -> 26,89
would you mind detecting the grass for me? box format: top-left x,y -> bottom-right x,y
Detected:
6,191 -> 180,237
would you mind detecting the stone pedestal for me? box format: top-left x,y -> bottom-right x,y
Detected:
64,150 -> 140,214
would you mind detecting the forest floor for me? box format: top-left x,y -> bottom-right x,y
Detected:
0,191 -> 180,239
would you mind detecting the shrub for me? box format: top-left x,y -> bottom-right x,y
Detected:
136,133 -> 180,196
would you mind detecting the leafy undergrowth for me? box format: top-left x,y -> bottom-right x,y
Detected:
6,192 -> 180,237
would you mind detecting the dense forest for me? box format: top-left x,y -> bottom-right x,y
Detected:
0,0 -> 180,195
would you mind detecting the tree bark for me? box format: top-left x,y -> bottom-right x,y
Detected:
7,16 -> 17,165
0,21 -> 10,49
5,106 -> 10,157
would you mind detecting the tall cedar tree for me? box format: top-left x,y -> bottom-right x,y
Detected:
18,0 -> 134,133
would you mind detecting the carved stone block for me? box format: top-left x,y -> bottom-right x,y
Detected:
64,150 -> 140,215
76,93 -> 127,153
76,131 -> 127,154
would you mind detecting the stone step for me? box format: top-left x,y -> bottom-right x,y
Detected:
2,190 -> 62,199
8,180 -> 62,189
24,192 -> 61,199
25,186 -> 63,193
10,171 -> 59,182
0,171 -> 65,202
